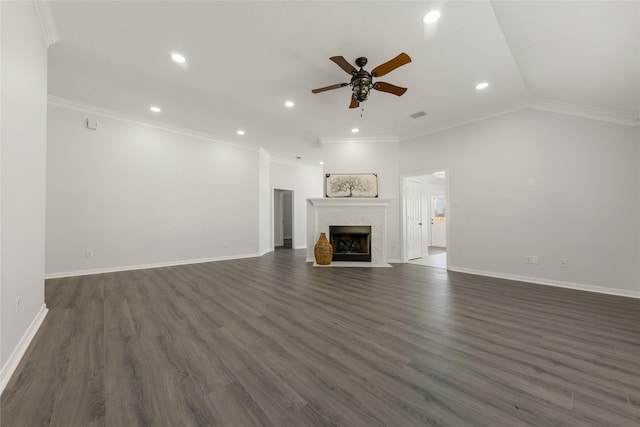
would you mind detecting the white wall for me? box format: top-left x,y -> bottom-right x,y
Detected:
270,161 -> 323,249
46,106 -> 261,276
400,108 -> 640,296
1,0 -> 48,383
321,140 -> 401,261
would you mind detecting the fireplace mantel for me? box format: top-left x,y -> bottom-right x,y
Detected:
307,198 -> 392,208
306,198 -> 392,266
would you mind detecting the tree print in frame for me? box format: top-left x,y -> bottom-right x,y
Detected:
325,173 -> 378,198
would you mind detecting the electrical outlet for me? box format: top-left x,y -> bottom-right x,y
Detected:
86,250 -> 94,258
16,296 -> 20,314
525,256 -> 531,264
531,256 -> 539,265
560,258 -> 568,268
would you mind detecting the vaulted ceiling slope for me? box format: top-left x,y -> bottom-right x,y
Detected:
47,1 -> 640,164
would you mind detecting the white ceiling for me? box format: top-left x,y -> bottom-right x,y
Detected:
47,1 -> 640,165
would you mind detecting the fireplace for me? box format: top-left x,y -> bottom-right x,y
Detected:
306,198 -> 391,265
329,225 -> 372,262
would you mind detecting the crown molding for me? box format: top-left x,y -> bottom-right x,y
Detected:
48,96 -> 261,152
48,96 -> 326,168
258,147 -> 272,161
270,156 -> 323,170
529,98 -> 639,127
34,0 -> 59,46
262,150 -> 323,171
401,98 -> 639,143
401,102 -> 529,142
319,135 -> 399,144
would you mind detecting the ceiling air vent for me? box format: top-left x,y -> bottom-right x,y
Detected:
410,111 -> 427,119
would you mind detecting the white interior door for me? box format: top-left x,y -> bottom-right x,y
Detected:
430,194 -> 446,247
406,179 -> 423,260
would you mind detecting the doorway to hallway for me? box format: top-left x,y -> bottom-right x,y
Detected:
403,170 -> 448,269
273,189 -> 293,249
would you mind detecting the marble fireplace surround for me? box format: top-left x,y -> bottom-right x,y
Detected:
306,198 -> 392,267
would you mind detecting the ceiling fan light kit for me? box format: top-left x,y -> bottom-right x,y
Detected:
312,53 -> 411,109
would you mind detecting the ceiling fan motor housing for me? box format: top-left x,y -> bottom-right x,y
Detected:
351,70 -> 373,101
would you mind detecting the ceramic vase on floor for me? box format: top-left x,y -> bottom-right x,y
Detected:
314,232 -> 333,265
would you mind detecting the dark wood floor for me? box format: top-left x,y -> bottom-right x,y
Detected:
2,249 -> 639,426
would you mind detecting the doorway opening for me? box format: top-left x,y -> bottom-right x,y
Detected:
273,189 -> 294,249
402,170 -> 448,269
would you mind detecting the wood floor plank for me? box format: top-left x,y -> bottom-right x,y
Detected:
48,298 -> 106,427
208,381 -> 273,427
253,340 -> 386,427
279,403 -> 339,427
234,364 -> 307,424
2,248 -> 639,426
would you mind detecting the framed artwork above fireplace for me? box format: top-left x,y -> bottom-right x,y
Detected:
325,173 -> 378,198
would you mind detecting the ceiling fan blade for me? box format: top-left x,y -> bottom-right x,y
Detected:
371,52 -> 412,77
374,81 -> 408,96
330,56 -> 357,75
311,83 -> 349,94
349,93 -> 360,109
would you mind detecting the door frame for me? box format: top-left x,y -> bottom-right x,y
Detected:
401,168 -> 451,266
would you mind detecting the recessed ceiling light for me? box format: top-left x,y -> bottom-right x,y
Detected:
171,53 -> 186,63
351,128 -> 359,133
285,101 -> 295,108
476,82 -> 489,90
319,161 -> 324,165
423,10 -> 440,24
150,106 -> 161,113
237,130 -> 245,135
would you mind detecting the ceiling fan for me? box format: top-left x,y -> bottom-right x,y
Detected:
311,53 -> 411,109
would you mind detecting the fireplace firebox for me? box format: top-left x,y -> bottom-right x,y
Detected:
329,225 -> 372,262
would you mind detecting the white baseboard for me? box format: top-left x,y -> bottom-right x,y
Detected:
305,257 -> 395,267
45,252 -> 262,279
1,304 -> 48,394
313,261 -> 392,268
448,265 -> 640,299
259,248 -> 273,256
